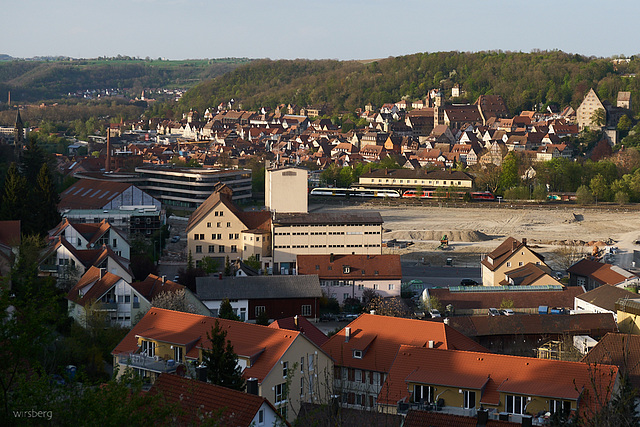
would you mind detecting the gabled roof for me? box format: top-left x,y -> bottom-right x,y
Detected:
296,254 -> 401,280
403,410 -> 518,427
269,316 -> 329,347
568,259 -> 637,286
113,308 -> 303,383
498,262 -> 558,286
59,179 -> 133,210
481,237 -> 544,272
582,333 -> 640,391
66,266 -> 123,307
429,286 -> 584,310
132,274 -> 184,302
321,314 -> 487,373
196,275 -> 322,300
379,345 -> 617,417
446,313 -> 617,338
186,186 -> 239,232
576,284 -> 638,312
149,373 -> 285,427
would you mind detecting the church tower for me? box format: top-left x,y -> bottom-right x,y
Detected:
13,108 -> 24,155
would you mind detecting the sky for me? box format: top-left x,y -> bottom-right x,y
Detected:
4,0 -> 640,61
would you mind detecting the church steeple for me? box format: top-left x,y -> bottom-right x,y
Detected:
13,108 -> 24,154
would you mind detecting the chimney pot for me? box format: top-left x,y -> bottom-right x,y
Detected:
522,238 -> 527,246
345,327 -> 351,342
162,275 -> 166,285
294,315 -> 299,328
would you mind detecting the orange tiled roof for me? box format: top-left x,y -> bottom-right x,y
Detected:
582,332 -> 640,391
132,274 -> 184,301
321,314 -> 487,373
568,259 -> 637,286
66,266 -> 122,306
269,316 -> 329,347
379,344 -> 617,417
296,254 -> 401,280
113,308 -> 302,383
149,373 -> 284,427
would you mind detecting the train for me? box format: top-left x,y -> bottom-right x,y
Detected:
401,190 -> 495,200
309,187 -> 401,198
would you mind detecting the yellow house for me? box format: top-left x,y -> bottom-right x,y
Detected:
112,308 -> 333,423
186,184 -> 272,268
379,345 -> 618,423
481,237 -> 547,286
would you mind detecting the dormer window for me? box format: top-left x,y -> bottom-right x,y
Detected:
353,350 -> 363,359
343,266 -> 351,274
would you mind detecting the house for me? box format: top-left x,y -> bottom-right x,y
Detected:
149,373 -> 288,427
577,88 -> 605,131
0,220 -> 20,288
269,315 -> 329,347
574,284 -> 637,321
48,218 -> 130,259
112,308 -> 334,423
379,345 -> 618,422
186,184 -> 271,268
296,254 -> 401,304
58,179 -> 161,211
446,313 -> 617,356
195,275 -> 322,322
567,259 -> 638,291
321,314 -> 487,410
481,237 -> 546,286
131,273 -> 209,316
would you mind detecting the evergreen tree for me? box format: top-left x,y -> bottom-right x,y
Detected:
32,163 -> 61,236
218,298 -> 240,321
20,138 -> 47,182
202,320 -> 245,391
0,162 -> 27,222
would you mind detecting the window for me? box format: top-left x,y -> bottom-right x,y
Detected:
258,409 -> 264,425
112,238 -> 118,248
231,245 -> 237,253
174,346 -> 183,362
124,295 -> 130,303
388,284 -> 394,290
301,305 -> 311,316
282,361 -> 288,377
207,222 -> 211,227
505,394 -> 525,414
355,369 -> 362,383
353,350 -> 362,359
550,399 -> 571,416
373,284 -> 379,290
463,390 -> 476,409
219,245 -> 225,253
518,261 -> 523,266
194,234 -> 200,240
217,233 -> 222,239
256,306 -> 265,317
577,277 -> 586,287
227,222 -> 231,227
217,222 -> 221,227
212,234 -> 216,240
229,233 -> 234,240
343,293 -> 349,301
300,377 -> 304,397
506,262 -> 511,267
413,385 -> 434,403
256,236 -> 259,242
308,354 -> 314,371
275,383 -> 285,403
208,245 -> 215,253
195,245 -> 202,253
141,340 -> 155,357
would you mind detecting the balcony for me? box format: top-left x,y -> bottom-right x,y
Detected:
117,353 -> 179,374
396,404 -> 542,425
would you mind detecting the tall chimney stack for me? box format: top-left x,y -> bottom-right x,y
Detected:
105,132 -> 111,173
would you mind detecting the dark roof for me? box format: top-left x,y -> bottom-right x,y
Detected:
59,179 -> 133,210
273,211 -> 383,226
447,313 -> 617,338
269,316 -> 329,347
581,333 -> 640,391
195,275 -> 322,300
428,286 -> 584,310
576,284 -> 638,312
0,220 -> 20,246
149,374 -> 283,427
132,274 -> 184,301
404,409 -> 519,427
568,259 -> 637,286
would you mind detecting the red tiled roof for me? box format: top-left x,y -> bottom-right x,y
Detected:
66,266 -> 122,306
149,373 -> 283,427
269,316 -> 329,347
568,259 -> 637,286
321,314 -> 487,373
379,345 -> 617,417
132,274 -> 184,302
0,221 -> 20,246
113,308 -> 301,383
296,254 -> 401,280
582,332 -> 640,390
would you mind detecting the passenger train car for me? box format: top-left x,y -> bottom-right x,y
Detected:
309,187 -> 401,198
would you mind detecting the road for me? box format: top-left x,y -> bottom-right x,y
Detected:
402,262 -> 481,287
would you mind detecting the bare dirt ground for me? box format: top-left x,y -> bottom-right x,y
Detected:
313,203 -> 640,270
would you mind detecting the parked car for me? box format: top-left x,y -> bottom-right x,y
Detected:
320,313 -> 337,322
501,308 -> 515,316
171,235 -> 180,243
430,309 -> 441,318
488,308 -> 501,316
460,278 -> 479,286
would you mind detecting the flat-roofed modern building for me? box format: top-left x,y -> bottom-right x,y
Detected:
135,165 -> 252,209
270,211 -> 383,274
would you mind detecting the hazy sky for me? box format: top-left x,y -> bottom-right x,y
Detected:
4,0 -> 639,60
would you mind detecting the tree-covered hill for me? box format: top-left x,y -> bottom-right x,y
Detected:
0,58 -> 252,102
179,51 -> 640,116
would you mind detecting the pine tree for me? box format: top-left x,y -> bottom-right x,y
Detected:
0,162 -> 27,222
218,298 -> 240,321
202,320 -> 245,391
20,138 -> 47,182
32,163 -> 61,236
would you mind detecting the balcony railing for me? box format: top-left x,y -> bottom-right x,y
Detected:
117,353 -> 179,374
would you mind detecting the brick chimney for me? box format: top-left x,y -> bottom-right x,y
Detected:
105,132 -> 111,173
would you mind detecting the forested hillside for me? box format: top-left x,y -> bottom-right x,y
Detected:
0,58 -> 251,102
179,51 -> 640,116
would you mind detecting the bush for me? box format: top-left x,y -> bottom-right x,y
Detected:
615,191 -> 630,205
576,185 -> 594,205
